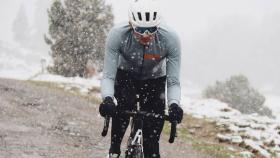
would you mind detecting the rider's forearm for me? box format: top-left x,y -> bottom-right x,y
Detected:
101,28 -> 120,100
166,30 -> 181,106
101,78 -> 115,100
167,77 -> 181,106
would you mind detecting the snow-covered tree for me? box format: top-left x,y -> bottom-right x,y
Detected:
12,3 -> 31,47
46,0 -> 113,77
203,75 -> 273,117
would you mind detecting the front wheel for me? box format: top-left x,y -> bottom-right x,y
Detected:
125,144 -> 144,158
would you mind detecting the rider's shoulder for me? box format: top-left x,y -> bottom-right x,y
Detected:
158,22 -> 180,43
109,22 -> 131,36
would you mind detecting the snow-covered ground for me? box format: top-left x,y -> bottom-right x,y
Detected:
181,97 -> 280,158
32,73 -> 101,96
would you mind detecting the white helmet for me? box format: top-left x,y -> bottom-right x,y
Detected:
128,0 -> 161,27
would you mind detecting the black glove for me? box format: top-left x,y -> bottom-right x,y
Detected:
168,103 -> 183,123
99,97 -> 116,117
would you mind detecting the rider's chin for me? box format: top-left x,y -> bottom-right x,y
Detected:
139,36 -> 152,45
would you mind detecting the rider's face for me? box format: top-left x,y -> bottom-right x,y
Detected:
130,22 -> 156,45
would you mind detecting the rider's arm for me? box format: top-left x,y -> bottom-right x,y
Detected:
166,31 -> 181,106
101,28 -> 120,100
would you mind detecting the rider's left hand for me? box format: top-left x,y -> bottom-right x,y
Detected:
168,103 -> 183,123
99,96 -> 116,117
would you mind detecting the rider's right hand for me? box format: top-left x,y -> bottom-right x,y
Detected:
99,96 -> 116,117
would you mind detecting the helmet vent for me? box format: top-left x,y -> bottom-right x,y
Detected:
145,12 -> 150,22
132,13 -> 136,21
153,12 -> 157,20
137,12 -> 142,21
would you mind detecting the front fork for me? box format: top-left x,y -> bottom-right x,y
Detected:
125,94 -> 144,157
125,128 -> 144,157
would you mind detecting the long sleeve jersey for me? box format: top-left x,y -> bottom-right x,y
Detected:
101,22 -> 181,106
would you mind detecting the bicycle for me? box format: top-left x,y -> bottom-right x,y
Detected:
101,95 -> 178,158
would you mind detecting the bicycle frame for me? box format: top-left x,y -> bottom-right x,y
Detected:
125,111 -> 145,158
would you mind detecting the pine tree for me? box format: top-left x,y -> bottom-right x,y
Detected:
46,0 -> 114,77
12,3 -> 31,47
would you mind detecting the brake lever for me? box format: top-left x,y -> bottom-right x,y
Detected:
101,116 -> 110,137
169,121 -> 177,143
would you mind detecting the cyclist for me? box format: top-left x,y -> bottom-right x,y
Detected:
99,0 -> 183,157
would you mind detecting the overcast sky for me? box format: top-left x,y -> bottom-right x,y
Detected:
1,0 -> 280,94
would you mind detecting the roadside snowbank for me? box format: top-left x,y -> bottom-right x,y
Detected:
181,97 -> 280,158
31,73 -> 101,96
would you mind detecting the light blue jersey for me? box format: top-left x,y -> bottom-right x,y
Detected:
101,22 -> 181,106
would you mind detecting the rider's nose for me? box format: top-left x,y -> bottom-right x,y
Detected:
142,31 -> 151,37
